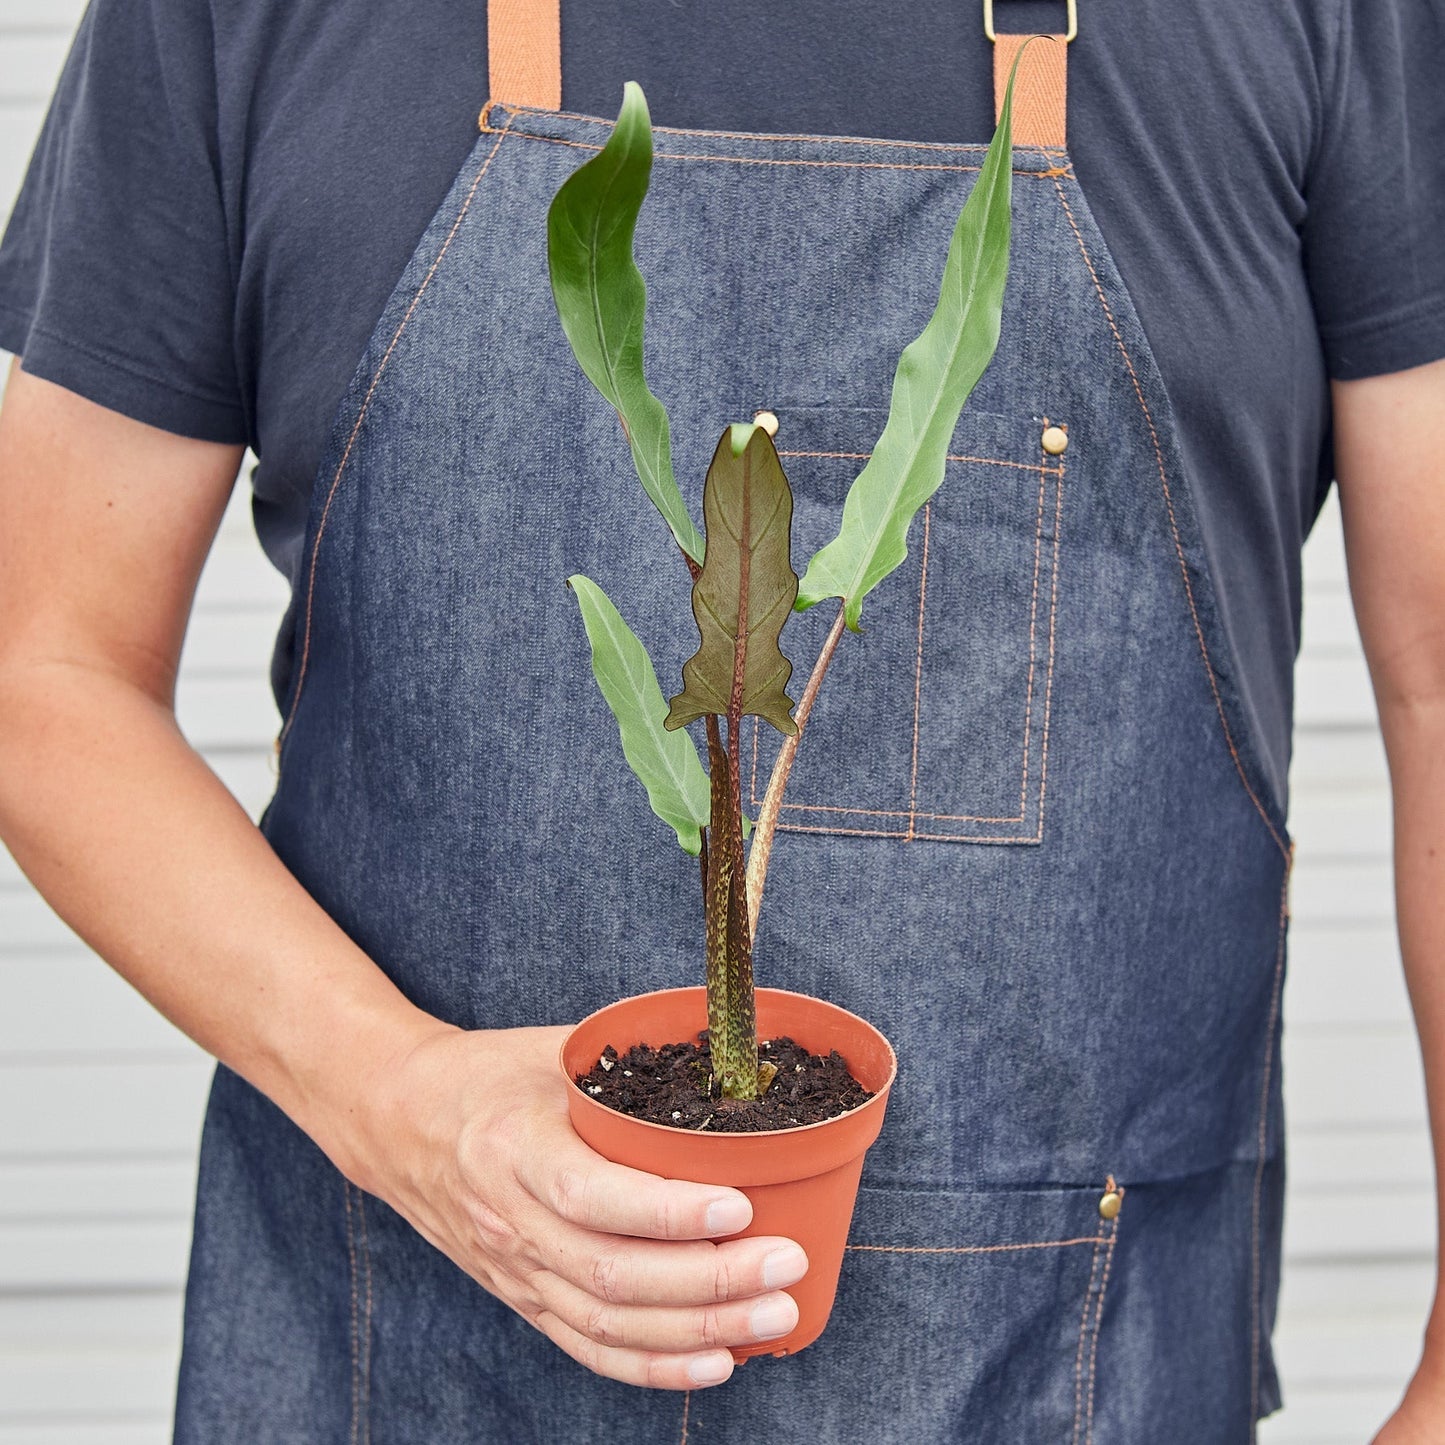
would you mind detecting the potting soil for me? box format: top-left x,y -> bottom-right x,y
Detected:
573,1033 -> 873,1132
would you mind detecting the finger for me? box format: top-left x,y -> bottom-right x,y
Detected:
530,1306 -> 737,1391
516,1126 -> 754,1241
532,1266 -> 801,1354
543,1229 -> 809,1308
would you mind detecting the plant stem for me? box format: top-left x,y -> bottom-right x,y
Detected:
727,708 -> 744,841
678,488 -> 778,1101
703,716 -> 758,1098
745,600 -> 849,936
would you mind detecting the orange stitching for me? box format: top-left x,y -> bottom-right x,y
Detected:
767,818 -> 1043,845
1016,460 -> 1050,819
679,1389 -> 691,1444
278,112 -> 518,759
754,450 -> 1059,834
776,447 -> 1064,475
343,1184 -> 360,1445
846,1235 -> 1101,1255
778,801 -> 1025,823
905,502 -> 932,837
1084,1202 -> 1124,1445
484,101 -> 1070,159
1035,458 -> 1065,834
1072,1223 -> 1107,1445
765,449 -> 1060,834
491,127 -> 1064,177
358,1192 -> 373,1445
1249,867 -> 1291,1435
1048,174 -> 1288,860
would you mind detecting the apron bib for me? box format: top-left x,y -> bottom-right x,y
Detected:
177,9 -> 1293,1440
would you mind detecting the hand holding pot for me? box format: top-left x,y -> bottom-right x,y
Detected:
350,1022 -> 811,1390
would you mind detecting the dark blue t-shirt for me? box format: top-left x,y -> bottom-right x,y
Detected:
2,0 -> 1443,811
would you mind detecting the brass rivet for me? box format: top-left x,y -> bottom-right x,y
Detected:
1098,1189 -> 1122,1220
1041,425 -> 1069,456
753,410 -> 780,437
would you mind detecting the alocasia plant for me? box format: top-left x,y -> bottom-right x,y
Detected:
549,65 -> 1021,1102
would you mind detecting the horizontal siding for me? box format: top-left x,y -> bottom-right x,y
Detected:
0,1292 -> 180,1442
0,1160 -> 197,1222
0,2 -> 86,32
0,3 -> 78,238
0,1060 -> 212,1159
0,15 -> 1433,1438
0,106 -> 45,235
0,37 -> 71,102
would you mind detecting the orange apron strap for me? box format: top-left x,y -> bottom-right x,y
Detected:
488,0 -> 562,109
485,2 -> 1060,137
992,32 -> 1068,149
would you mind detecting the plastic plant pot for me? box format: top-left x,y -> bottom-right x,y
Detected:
560,985 -> 897,1361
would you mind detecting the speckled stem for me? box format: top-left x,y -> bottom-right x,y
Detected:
703,716 -> 758,1099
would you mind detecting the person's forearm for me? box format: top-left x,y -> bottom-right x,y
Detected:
0,656 -> 451,1179
1381,695 -> 1445,1350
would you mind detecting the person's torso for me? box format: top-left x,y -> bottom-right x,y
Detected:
218,0 -> 1343,816
175,32 -> 1297,1430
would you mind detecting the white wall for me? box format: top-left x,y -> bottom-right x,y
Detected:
0,5 -> 1432,1440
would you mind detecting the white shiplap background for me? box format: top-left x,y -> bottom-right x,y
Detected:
0,6 -> 1432,1441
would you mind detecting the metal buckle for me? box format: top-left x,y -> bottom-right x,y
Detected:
984,0 -> 1078,43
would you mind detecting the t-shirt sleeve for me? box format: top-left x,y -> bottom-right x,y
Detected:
1303,0 -> 1445,381
0,0 -> 247,442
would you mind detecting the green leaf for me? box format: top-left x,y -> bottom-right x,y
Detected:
665,425 -> 799,736
568,574 -> 711,854
794,53 -> 1020,629
547,82 -> 704,564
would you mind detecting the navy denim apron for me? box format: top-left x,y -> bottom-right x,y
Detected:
175,16 -> 1294,1443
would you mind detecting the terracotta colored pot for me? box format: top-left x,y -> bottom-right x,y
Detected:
559,985 -> 897,1360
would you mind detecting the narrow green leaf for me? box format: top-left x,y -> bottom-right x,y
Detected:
568,575 -> 711,854
547,82 -> 704,564
794,52 -> 1021,629
664,425 -> 799,736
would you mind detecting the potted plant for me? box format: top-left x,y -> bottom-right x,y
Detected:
549,66 -> 1021,1360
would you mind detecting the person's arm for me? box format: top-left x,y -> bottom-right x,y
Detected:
1333,355 -> 1445,1443
0,362 -> 808,1389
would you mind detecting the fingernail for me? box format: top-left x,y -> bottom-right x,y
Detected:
689,1352 -> 733,1385
705,1197 -> 751,1235
762,1245 -> 808,1289
750,1295 -> 797,1341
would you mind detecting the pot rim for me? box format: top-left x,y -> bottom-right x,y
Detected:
558,984 -> 898,1140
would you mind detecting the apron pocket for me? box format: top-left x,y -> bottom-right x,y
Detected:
821,1180 -> 1122,1440
747,404 -> 1066,844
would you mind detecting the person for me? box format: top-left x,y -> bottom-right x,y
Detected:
0,0 -> 1441,1438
